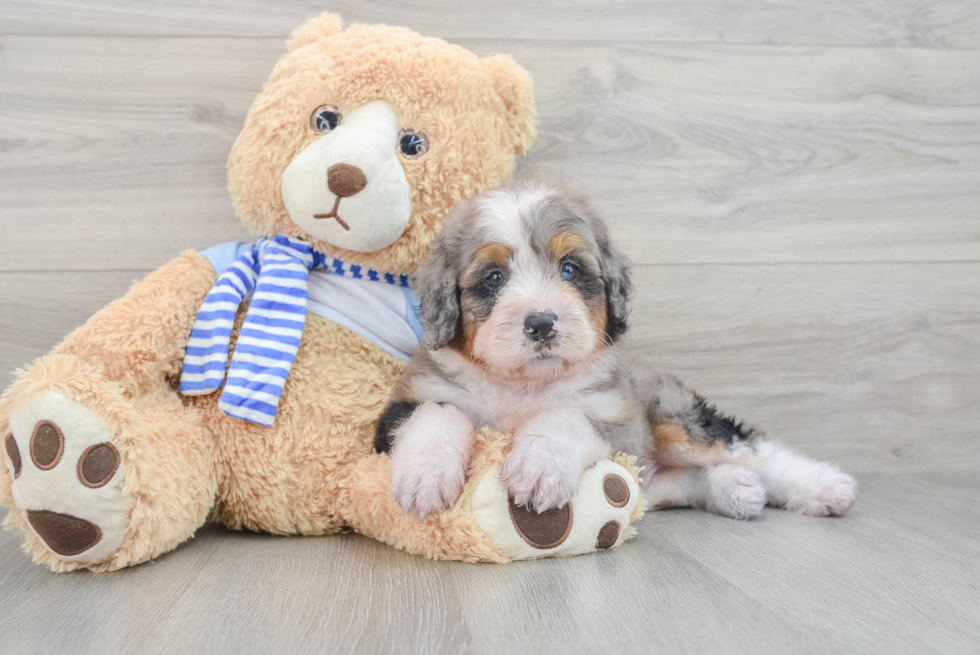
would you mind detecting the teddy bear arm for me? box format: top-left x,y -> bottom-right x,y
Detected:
54,250 -> 218,396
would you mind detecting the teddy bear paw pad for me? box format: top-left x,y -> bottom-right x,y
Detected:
471,459 -> 640,560
4,391 -> 130,562
509,501 -> 573,549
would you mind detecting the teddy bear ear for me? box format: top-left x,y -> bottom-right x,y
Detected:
481,55 -> 537,155
286,12 -> 345,52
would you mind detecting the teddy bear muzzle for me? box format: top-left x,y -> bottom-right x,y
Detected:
282,100 -> 413,253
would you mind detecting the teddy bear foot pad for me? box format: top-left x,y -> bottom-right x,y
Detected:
471,458 -> 641,560
5,391 -> 130,562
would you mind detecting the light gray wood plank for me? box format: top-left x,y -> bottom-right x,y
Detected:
518,41 -> 980,265
2,473 -> 978,654
652,472 -> 980,654
2,37 -> 979,272
0,271 -> 147,387
2,0 -> 979,49
626,263 -> 980,475
132,526 -> 834,655
0,36 -> 258,273
2,263 -> 976,475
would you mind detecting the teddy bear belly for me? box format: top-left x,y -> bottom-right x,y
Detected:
199,311 -> 408,536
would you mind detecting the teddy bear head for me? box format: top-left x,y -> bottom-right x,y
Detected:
227,12 -> 537,275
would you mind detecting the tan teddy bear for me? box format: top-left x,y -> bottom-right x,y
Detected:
0,13 -> 644,572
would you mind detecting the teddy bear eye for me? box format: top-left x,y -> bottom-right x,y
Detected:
310,104 -> 342,134
397,129 -> 429,159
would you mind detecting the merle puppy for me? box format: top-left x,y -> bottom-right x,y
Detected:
376,185 -> 857,520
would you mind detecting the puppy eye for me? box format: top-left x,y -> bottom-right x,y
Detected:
397,129 -> 429,159
561,262 -> 578,281
310,105 -> 342,134
486,270 -> 504,288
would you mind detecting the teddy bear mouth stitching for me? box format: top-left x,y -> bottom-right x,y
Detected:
314,196 -> 351,231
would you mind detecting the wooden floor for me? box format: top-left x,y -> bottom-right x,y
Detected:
1,473 -> 978,654
1,1 -> 978,653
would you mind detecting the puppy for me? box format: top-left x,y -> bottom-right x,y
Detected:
377,185 -> 857,520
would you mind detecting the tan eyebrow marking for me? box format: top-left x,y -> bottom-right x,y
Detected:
475,243 -> 512,267
549,231 -> 589,259
461,243 -> 512,288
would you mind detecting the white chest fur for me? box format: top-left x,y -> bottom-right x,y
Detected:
418,348 -> 626,431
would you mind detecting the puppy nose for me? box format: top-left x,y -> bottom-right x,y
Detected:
327,163 -> 368,198
524,312 -> 558,341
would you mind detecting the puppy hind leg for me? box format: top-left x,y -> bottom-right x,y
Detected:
645,421 -> 766,519
644,464 -> 766,520
642,466 -> 703,510
643,373 -> 759,469
702,464 -> 767,519
741,439 -> 857,517
639,371 -> 854,518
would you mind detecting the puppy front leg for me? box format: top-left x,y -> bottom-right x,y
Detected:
389,402 -> 476,518
501,408 -> 611,512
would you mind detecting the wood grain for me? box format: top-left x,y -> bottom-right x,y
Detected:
1,2 -> 978,652
515,41 -> 980,265
2,264 -> 976,475
0,271 -> 145,386
626,263 -> 980,474
2,0 -> 979,48
2,473 -> 978,654
2,37 -> 979,271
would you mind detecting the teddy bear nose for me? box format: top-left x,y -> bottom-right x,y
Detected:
327,163 -> 368,198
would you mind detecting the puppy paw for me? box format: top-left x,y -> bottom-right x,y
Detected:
704,464 -> 767,519
390,447 -> 468,518
786,465 -> 857,517
500,438 -> 582,512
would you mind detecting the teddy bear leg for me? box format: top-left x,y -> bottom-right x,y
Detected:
468,456 -> 646,559
340,436 -> 646,563
1,251 -> 221,570
1,355 -> 218,571
54,250 -> 219,395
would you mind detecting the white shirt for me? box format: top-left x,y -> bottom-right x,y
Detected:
200,241 -> 422,361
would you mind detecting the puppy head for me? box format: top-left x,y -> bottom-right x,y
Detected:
416,185 -> 632,380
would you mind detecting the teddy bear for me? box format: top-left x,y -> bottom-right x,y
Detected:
0,13 -> 644,572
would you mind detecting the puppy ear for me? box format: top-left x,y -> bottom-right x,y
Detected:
415,231 -> 461,350
481,55 -> 537,155
602,241 -> 633,342
286,12 -> 344,52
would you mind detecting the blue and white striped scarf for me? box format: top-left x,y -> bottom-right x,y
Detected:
179,235 -> 411,427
